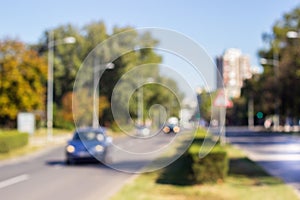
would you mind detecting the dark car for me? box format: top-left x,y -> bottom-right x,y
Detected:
65,127 -> 112,165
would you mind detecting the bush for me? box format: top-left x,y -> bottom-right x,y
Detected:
190,147 -> 228,183
53,119 -> 74,130
187,129 -> 229,183
0,131 -> 29,153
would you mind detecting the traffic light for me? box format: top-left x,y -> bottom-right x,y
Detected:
256,112 -> 264,119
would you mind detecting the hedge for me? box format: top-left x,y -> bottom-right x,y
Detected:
0,131 -> 29,153
187,130 -> 229,183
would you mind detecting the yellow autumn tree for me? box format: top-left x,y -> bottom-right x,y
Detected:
0,39 -> 47,125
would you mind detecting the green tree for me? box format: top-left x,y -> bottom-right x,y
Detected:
235,6 -> 300,126
199,90 -> 213,122
37,22 -> 182,127
0,39 -> 47,127
258,6 -> 300,123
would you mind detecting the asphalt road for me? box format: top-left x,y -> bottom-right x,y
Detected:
226,127 -> 300,195
0,131 -> 189,200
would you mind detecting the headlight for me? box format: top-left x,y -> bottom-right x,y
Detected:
142,128 -> 150,135
95,145 -> 104,152
66,145 -> 75,153
173,126 -> 180,133
163,126 -> 170,133
97,134 -> 104,141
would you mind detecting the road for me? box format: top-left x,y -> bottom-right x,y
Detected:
226,127 -> 300,195
0,131 -> 189,200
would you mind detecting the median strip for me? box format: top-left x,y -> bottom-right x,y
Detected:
0,174 -> 29,189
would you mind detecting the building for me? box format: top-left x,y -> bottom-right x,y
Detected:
216,48 -> 252,98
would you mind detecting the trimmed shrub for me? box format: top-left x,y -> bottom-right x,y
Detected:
191,148 -> 228,183
0,131 -> 29,153
188,130 -> 229,183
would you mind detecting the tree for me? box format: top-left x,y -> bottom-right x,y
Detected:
235,6 -> 300,126
37,24 -> 85,105
37,22 -> 182,128
0,39 -> 47,127
100,31 -> 185,126
258,6 -> 300,123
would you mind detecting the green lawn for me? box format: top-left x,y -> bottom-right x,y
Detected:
0,145 -> 42,161
31,128 -> 72,136
111,131 -> 299,200
0,128 -> 71,161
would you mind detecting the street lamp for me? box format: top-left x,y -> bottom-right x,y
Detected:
92,61 -> 115,128
47,31 -> 76,141
137,77 -> 155,127
260,56 -> 280,130
260,33 -> 280,131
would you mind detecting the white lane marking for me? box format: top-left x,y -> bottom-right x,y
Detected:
0,174 -> 29,189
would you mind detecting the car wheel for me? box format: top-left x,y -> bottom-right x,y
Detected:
66,159 -> 70,165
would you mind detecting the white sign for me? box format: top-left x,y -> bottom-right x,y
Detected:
17,113 -> 35,135
213,90 -> 233,108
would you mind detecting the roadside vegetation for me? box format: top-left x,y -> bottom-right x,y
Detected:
111,129 -> 299,200
0,130 -> 29,153
0,128 -> 71,161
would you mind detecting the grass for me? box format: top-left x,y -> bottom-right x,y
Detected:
0,128 -> 72,138
111,130 -> 299,200
0,127 -> 121,161
31,128 -> 72,136
0,128 -> 72,161
0,145 -> 42,161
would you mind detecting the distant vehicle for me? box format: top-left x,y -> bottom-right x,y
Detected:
65,127 -> 112,165
163,117 -> 180,134
136,125 -> 150,137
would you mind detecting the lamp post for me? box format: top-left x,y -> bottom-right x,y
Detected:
260,55 -> 280,130
135,76 -> 155,129
47,31 -> 76,141
92,60 -> 114,128
261,33 -> 280,131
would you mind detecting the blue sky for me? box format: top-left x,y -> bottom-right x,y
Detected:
1,0 -> 299,90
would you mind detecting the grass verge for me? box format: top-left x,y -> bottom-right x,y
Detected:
0,128 -> 72,161
111,131 -> 299,200
0,145 -> 42,161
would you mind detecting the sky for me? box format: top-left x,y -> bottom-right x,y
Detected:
0,0 -> 299,90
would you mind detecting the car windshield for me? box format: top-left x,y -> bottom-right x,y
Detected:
73,131 -> 105,141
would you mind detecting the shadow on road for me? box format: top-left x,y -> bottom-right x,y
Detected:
256,160 -> 300,188
226,129 -> 299,187
45,160 -> 110,169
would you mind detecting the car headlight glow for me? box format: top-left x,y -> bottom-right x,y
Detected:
66,145 -> 75,153
97,134 -> 104,141
142,128 -> 150,135
95,145 -> 104,152
173,126 -> 180,133
163,126 -> 170,133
